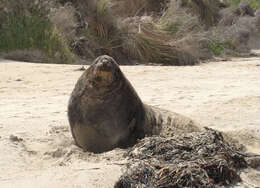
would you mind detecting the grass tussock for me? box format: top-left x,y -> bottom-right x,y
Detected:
85,0 -> 125,61
79,0 -> 198,65
122,24 -> 198,65
158,1 -> 202,38
190,0 -> 221,28
94,0 -> 112,40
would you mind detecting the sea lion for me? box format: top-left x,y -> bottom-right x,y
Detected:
68,55 -> 200,153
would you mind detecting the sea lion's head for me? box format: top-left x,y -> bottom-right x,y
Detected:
86,55 -> 122,91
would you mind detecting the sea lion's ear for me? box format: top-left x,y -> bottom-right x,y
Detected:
128,118 -> 136,132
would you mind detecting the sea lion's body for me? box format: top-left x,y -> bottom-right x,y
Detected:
68,55 -> 199,153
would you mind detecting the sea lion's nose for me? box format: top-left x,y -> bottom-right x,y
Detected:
101,57 -> 111,64
95,58 -> 113,72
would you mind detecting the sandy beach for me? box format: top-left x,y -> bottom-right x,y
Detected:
0,55 -> 260,187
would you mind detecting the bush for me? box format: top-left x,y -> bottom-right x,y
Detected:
227,0 -> 260,9
0,0 -> 74,63
250,0 -> 260,9
209,40 -> 233,56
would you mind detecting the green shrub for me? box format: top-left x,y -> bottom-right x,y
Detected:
249,0 -> 260,9
209,40 -> 232,56
0,0 -> 74,63
228,0 -> 260,9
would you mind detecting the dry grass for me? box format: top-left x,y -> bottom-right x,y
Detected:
85,0 -> 125,61
83,0 -> 200,65
190,0 -> 221,28
121,23 -> 198,65
1,0 -> 258,64
159,1 -> 202,38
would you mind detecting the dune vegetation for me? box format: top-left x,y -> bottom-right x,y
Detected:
0,0 -> 259,64
0,0 -> 74,63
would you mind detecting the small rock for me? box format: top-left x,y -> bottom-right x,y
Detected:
75,66 -> 86,71
9,135 -> 23,142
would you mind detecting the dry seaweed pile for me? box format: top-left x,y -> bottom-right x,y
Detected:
115,129 -> 248,188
